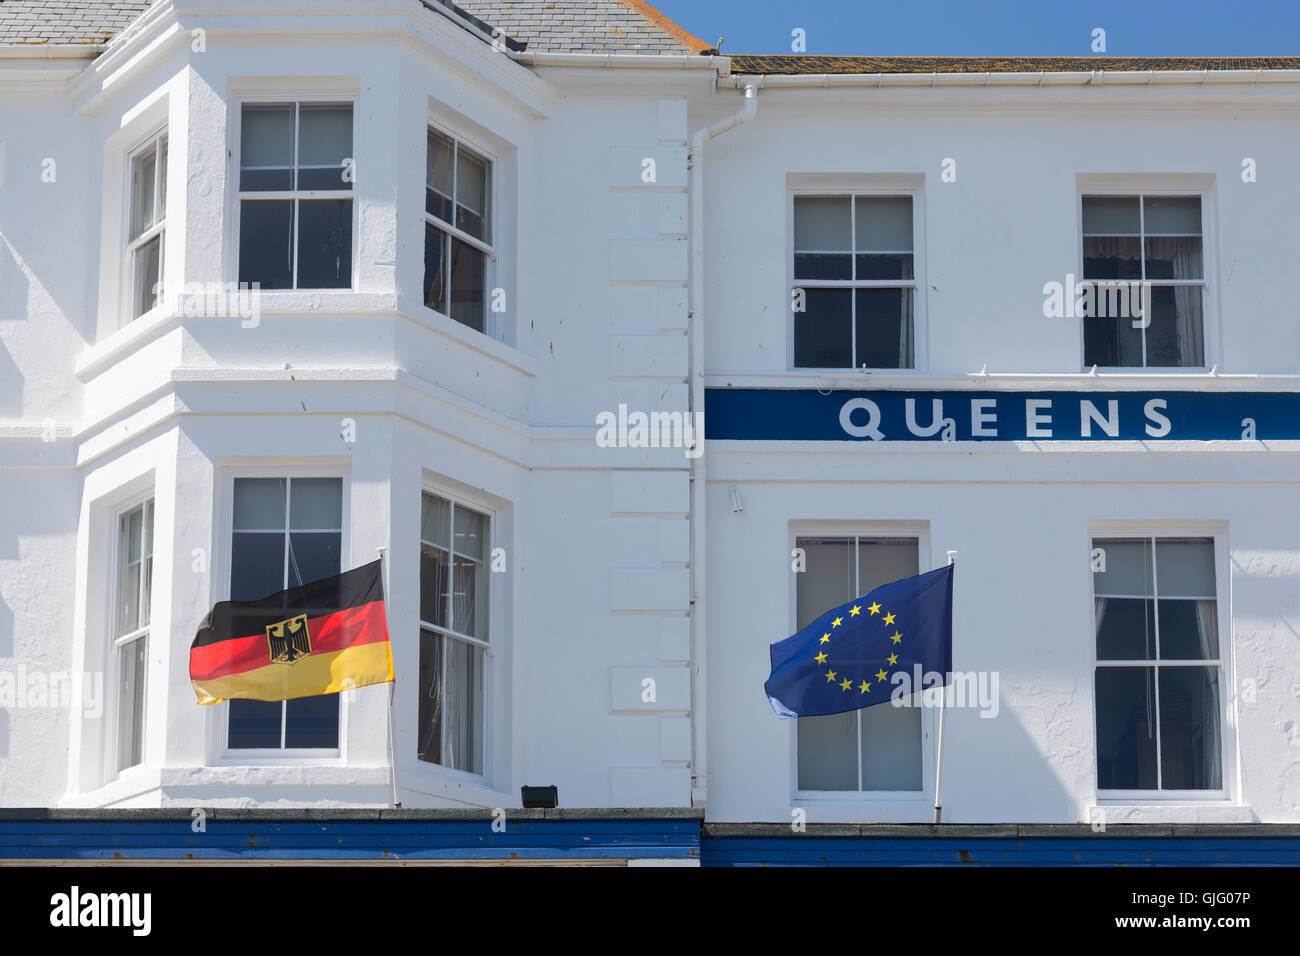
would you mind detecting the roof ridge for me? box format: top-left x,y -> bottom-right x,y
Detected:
619,0 -> 711,54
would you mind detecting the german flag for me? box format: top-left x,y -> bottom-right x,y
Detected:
189,559 -> 393,705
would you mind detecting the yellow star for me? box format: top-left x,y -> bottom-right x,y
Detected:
840,678 -> 852,691
868,602 -> 881,615
825,670 -> 837,683
849,604 -> 861,617
859,681 -> 871,694
883,612 -> 896,626
889,631 -> 902,645
887,652 -> 899,665
875,668 -> 889,682
831,617 -> 843,628
814,651 -> 828,665
819,633 -> 831,644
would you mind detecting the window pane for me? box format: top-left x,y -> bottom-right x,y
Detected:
234,478 -> 287,530
228,699 -> 283,749
856,253 -> 913,281
1083,314 -> 1143,367
116,636 -> 146,771
140,501 -> 154,628
1143,196 -> 1201,235
238,200 -> 294,289
794,196 -> 850,249
793,288 -> 851,368
854,196 -> 912,251
1082,236 -> 1142,280
284,694 -> 340,749
1082,196 -> 1140,234
1092,539 -> 1153,596
860,702 -> 922,790
297,104 -> 352,191
420,544 -> 450,628
231,532 -> 286,601
795,537 -> 853,630
855,288 -> 913,369
417,629 -> 443,764
455,144 -> 490,242
117,508 -> 143,637
444,638 -> 483,773
131,235 -> 162,319
423,224 -> 448,314
421,493 -> 450,548
1146,286 -> 1203,367
794,252 -> 852,280
289,477 -> 342,530
1095,666 -> 1158,790
296,199 -> 352,289
1159,666 -> 1222,789
1156,538 -> 1215,596
452,554 -> 487,640
856,537 -> 919,592
449,237 -> 485,332
797,711 -> 858,790
453,505 -> 486,560
240,104 -> 294,191
287,532 -> 341,587
130,145 -> 157,240
426,130 -> 454,222
1144,237 -> 1203,280
158,137 -> 168,218
1095,597 -> 1155,660
1158,600 -> 1218,660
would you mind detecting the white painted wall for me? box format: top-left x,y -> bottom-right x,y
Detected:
0,0 -> 1297,824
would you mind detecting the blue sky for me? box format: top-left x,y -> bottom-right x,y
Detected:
650,0 -> 1300,56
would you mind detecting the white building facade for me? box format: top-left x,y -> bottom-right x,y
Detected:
1,0 -> 1298,840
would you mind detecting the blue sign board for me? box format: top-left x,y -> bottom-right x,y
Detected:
704,389 -> 1298,442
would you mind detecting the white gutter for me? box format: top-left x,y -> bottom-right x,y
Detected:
724,69 -> 1300,89
687,81 -> 757,808
512,51 -> 722,70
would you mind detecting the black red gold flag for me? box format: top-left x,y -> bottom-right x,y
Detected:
189,559 -> 393,705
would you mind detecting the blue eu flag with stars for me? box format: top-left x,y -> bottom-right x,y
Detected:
765,564 -> 953,719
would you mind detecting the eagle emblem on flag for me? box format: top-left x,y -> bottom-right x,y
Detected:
266,614 -> 312,665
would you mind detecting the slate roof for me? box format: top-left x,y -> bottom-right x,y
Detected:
455,0 -> 710,54
0,0 -> 710,54
0,0 -> 152,46
729,55 -> 1300,75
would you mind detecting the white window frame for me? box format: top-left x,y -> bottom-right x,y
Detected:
1076,186 -> 1215,371
787,187 -> 925,372
108,495 -> 154,776
123,129 -> 167,321
1090,527 -> 1234,804
213,466 -> 350,764
423,121 -> 499,340
415,481 -> 494,783
231,95 -> 359,291
789,521 -> 936,806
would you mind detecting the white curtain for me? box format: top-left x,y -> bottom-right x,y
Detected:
899,290 -> 915,368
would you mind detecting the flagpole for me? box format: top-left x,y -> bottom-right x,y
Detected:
934,549 -> 956,825
377,546 -> 401,810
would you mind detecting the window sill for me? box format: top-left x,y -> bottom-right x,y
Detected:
76,305 -> 180,380
59,765 -> 164,808
1091,802 -> 1253,824
397,294 -> 535,378
400,763 -> 509,807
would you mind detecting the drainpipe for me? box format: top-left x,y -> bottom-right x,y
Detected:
687,81 -> 757,808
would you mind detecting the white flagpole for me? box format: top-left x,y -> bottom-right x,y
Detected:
377,546 -> 400,809
934,549 -> 956,825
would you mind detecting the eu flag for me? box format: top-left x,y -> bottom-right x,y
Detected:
765,564 -> 953,718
